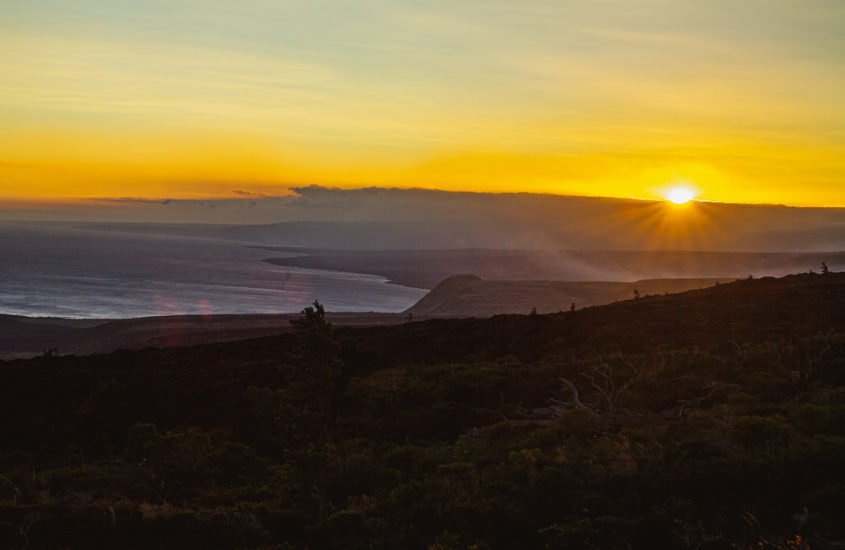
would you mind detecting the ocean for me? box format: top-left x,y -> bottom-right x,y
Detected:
0,223 -> 426,319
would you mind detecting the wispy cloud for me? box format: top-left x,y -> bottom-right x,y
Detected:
1,0 -> 844,206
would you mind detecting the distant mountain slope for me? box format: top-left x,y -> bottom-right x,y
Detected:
263,248 -> 845,289
406,275 -> 738,316
213,189 -> 845,252
51,186 -> 845,252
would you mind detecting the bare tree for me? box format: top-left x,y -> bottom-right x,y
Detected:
548,377 -> 586,413
578,354 -> 639,417
547,353 -> 640,419
804,330 -> 833,381
0,511 -> 39,549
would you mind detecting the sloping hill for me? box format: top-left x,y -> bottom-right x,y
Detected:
2,273 -> 845,548
406,274 -> 737,316
0,312 -> 406,360
4,272 -> 845,452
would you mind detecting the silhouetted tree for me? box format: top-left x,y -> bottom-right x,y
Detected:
244,301 -> 343,453
290,300 -> 342,383
822,261 -> 830,274
285,301 -> 342,440
633,289 -> 640,300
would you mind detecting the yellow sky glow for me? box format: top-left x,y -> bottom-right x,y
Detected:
1,1 -> 844,207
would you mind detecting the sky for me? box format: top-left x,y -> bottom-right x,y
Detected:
1,0 -> 844,208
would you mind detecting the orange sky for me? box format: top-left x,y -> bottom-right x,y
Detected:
2,1 -> 844,207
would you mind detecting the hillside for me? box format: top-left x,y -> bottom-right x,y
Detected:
0,274 -> 742,359
2,273 -> 845,548
262,248 -> 845,289
0,312 -> 407,360
405,275 -> 737,316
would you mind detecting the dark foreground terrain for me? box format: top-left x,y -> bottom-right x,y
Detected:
0,276 -> 735,359
2,273 -> 845,549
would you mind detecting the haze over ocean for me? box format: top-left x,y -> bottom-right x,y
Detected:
0,223 -> 425,319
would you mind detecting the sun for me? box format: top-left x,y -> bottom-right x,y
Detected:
665,187 -> 696,205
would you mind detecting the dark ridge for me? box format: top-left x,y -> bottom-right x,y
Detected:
404,274 -> 737,316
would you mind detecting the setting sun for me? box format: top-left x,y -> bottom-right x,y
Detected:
666,187 -> 696,205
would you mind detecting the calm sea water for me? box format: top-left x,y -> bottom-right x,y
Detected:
0,223 -> 426,319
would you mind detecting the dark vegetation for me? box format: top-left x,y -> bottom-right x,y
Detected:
2,273 -> 845,548
0,312 -> 407,360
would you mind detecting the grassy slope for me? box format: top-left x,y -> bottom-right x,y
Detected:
1,273 -> 845,548
404,275 -> 738,316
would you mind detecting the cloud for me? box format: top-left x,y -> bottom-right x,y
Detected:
231,190 -> 267,198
